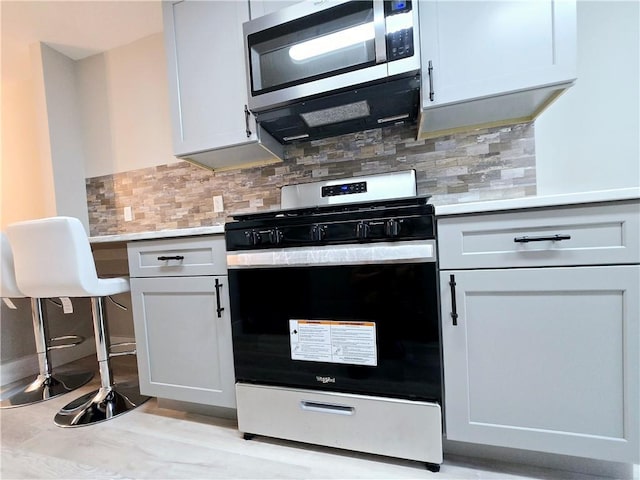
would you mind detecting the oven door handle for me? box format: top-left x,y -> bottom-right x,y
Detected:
300,400 -> 355,416
227,240 -> 436,268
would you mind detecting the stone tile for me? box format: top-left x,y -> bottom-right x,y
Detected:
86,122 -> 537,236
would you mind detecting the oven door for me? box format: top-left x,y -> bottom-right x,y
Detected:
228,240 -> 441,402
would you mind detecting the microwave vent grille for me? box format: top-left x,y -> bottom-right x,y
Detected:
300,100 -> 370,127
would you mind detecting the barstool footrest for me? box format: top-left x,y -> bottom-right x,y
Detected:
109,341 -> 136,357
48,335 -> 85,350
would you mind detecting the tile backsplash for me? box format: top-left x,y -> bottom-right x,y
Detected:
86,122 -> 536,236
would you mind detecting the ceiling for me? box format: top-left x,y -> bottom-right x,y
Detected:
1,0 -> 163,83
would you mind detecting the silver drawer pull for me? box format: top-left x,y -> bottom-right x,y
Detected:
157,255 -> 185,261
300,400 -> 355,416
514,234 -> 571,243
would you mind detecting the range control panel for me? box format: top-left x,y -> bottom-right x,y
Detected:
322,181 -> 368,197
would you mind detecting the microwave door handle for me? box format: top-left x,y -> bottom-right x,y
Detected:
373,0 -> 387,63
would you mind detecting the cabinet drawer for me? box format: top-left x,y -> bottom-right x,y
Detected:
236,383 -> 442,464
127,236 -> 227,277
438,201 -> 639,269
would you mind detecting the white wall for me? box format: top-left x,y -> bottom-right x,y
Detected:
34,43 -> 90,230
1,42 -> 89,231
535,0 -> 640,195
0,78 -> 53,229
77,33 -> 176,178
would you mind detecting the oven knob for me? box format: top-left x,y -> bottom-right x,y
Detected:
385,219 -> 401,237
310,224 -> 326,242
244,230 -> 262,246
356,221 -> 370,240
269,228 -> 283,245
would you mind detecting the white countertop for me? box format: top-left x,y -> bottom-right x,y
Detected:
435,187 -> 640,216
89,225 -> 225,244
88,188 -> 639,243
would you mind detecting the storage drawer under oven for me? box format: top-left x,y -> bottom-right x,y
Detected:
236,383 -> 442,464
128,236 -> 227,277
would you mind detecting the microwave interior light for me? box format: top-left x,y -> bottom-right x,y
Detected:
289,23 -> 375,61
385,11 -> 413,34
300,101 -> 371,127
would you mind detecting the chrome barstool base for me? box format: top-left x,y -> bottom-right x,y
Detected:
54,383 -> 150,427
0,371 -> 94,409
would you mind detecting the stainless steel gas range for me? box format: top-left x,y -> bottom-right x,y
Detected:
224,170 -> 443,471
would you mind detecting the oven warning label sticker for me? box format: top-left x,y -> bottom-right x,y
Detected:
289,320 -> 377,366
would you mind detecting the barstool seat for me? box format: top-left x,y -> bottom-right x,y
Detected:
7,217 -> 149,426
0,233 -> 93,408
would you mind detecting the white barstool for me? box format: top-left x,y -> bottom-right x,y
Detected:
7,217 -> 149,426
0,233 -> 93,408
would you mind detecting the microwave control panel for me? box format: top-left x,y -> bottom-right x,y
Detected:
385,1 -> 414,61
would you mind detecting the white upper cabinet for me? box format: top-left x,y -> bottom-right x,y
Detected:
248,0 -> 301,19
418,0 -> 577,139
163,1 -> 282,171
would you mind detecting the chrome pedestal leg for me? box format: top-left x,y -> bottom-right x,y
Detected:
54,297 -> 149,427
1,298 -> 93,408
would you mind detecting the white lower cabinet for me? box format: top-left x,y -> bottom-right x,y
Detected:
439,218 -> 640,463
128,237 -> 235,408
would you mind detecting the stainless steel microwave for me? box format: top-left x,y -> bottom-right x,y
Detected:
243,0 -> 421,114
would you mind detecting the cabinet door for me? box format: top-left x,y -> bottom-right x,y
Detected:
440,266 -> 639,463
163,1 -> 254,156
420,0 -> 576,108
130,275 -> 236,408
248,0 -> 301,19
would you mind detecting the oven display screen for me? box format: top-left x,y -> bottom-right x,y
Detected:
322,182 -> 367,197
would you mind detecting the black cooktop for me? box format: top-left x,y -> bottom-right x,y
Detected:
225,196 -> 435,250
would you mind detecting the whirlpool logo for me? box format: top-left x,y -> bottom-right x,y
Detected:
316,376 -> 336,384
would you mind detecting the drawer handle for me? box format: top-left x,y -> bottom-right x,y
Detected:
157,255 -> 185,261
514,234 -> 571,243
300,400 -> 354,416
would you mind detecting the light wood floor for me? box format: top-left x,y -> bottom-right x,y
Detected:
0,357 -> 617,479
